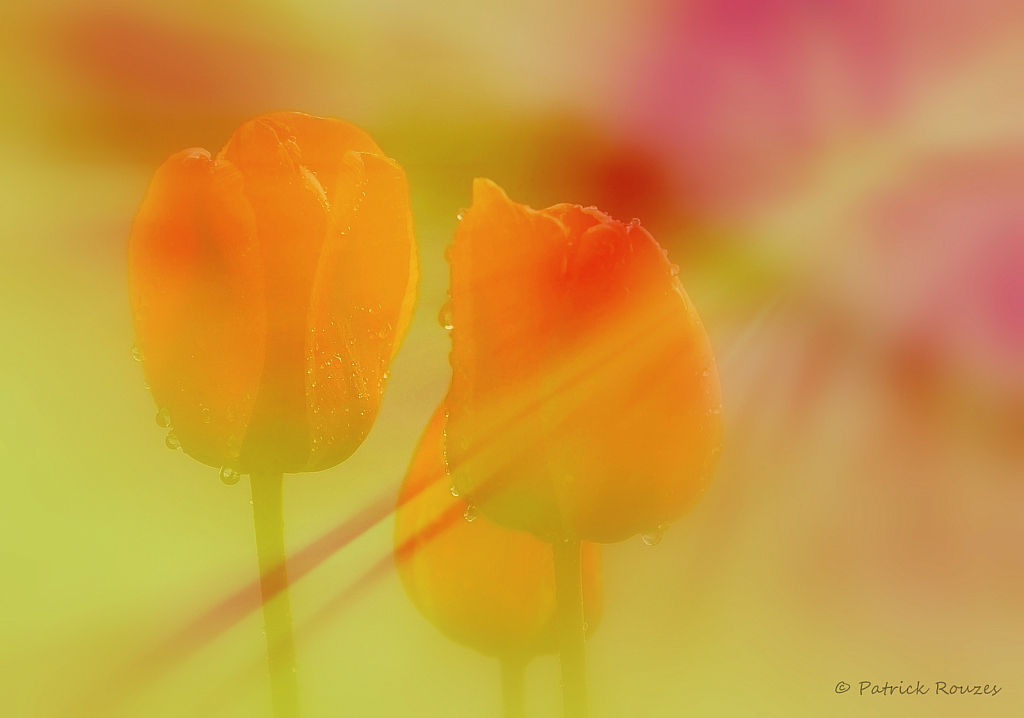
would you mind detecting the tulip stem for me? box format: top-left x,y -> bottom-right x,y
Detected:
500,655 -> 527,718
553,539 -> 588,718
250,472 -> 300,718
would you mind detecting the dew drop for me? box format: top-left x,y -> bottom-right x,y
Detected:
463,505 -> 478,523
155,407 -> 171,429
202,406 -> 211,423
131,343 -> 143,361
441,410 -> 451,476
165,433 -> 181,451
702,368 -> 711,377
456,207 -> 468,221
142,380 -> 149,390
641,527 -> 665,546
437,301 -> 453,331
219,467 -> 241,485
378,322 -> 392,339
449,483 -> 459,497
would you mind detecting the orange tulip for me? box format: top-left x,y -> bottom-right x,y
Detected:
396,402 -> 601,717
127,112 -> 417,718
396,402 -> 602,657
445,179 -> 721,545
128,111 -> 417,476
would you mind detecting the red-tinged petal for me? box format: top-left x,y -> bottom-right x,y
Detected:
447,180 -> 722,543
445,179 -> 570,538
128,148 -> 265,470
219,116 -> 331,474
395,403 -> 601,658
555,221 -> 722,540
304,150 -> 416,472
542,203 -> 608,237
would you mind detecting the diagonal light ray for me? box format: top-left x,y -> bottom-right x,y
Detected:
192,496 -> 469,715
99,286 -> 713,712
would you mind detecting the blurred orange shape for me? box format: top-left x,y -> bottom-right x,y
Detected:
396,403 -> 602,658
445,179 -> 721,543
128,111 -> 417,475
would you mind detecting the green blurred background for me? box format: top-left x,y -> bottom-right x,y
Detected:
1,0 -> 1023,715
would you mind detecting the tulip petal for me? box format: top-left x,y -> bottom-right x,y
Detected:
258,111 -> 384,200
446,179 -> 570,538
395,403 -> 601,657
304,151 -> 417,472
219,116 -> 332,474
447,180 -> 722,543
128,148 -> 265,470
131,112 -> 416,477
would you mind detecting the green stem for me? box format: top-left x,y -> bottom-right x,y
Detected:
553,539 -> 588,718
500,655 -> 527,718
250,472 -> 300,718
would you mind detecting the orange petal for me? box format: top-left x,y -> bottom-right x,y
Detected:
131,112 -> 417,476
219,116 -> 332,473
395,403 -> 602,658
128,148 -> 265,470
259,111 -> 384,200
446,180 -> 722,543
304,150 -> 417,472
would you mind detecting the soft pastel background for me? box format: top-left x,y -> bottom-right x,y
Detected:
1,0 -> 1022,716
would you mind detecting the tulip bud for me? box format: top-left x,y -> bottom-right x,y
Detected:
128,112 -> 417,475
445,179 -> 721,543
395,403 -> 602,658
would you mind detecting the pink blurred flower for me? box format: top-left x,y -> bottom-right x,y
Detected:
617,0 -> 1024,214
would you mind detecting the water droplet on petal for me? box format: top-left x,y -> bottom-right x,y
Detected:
378,322 -> 392,339
219,467 -> 240,485
702,368 -> 710,377
131,343 -> 143,361
142,380 -> 149,390
202,406 -> 211,423
437,301 -> 453,331
155,408 -> 171,429
165,433 -> 180,451
463,505 -> 478,523
456,207 -> 468,221
449,483 -> 459,497
641,527 -> 664,546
